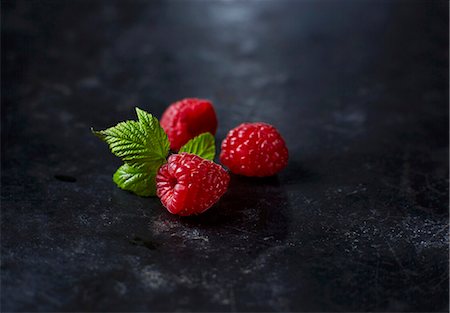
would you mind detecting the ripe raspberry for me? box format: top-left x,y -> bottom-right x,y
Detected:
156,153 -> 230,216
220,122 -> 288,177
160,98 -> 218,151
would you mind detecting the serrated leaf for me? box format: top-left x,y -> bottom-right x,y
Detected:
92,108 -> 169,171
113,163 -> 156,197
135,107 -> 170,159
179,132 -> 215,160
93,107 -> 169,196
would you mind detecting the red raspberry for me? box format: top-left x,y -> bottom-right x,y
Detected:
220,122 -> 288,177
156,153 -> 230,216
160,98 -> 218,150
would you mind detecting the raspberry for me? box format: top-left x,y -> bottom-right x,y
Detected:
156,153 -> 230,216
160,98 -> 218,150
220,122 -> 288,177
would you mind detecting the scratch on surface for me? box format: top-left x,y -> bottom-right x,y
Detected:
224,226 -> 279,246
425,174 -> 445,195
399,147 -> 441,212
386,241 -> 410,279
433,224 -> 449,238
431,271 -> 449,291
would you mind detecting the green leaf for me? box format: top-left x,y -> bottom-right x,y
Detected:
179,132 -> 215,160
92,107 -> 170,197
135,107 -> 170,159
113,163 -> 156,197
92,108 -> 170,171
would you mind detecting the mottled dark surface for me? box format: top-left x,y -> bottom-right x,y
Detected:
1,0 -> 449,312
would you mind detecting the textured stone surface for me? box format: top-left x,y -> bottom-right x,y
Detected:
1,0 -> 448,311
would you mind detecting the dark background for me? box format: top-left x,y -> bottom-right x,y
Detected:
1,0 -> 449,312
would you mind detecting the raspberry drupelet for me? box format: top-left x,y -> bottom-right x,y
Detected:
156,153 -> 229,216
220,122 -> 288,177
160,98 -> 218,151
